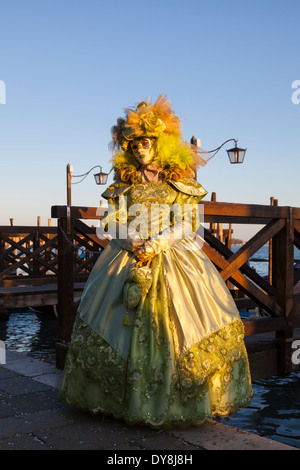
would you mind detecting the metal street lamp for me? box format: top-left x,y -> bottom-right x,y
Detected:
226,141 -> 247,164
191,137 -> 247,164
66,164 -> 109,205
93,168 -> 109,185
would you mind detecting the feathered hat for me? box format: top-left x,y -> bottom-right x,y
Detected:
110,95 -> 182,152
110,95 -> 207,182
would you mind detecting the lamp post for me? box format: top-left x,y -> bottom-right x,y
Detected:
191,137 -> 247,164
66,163 -> 109,205
66,164 -> 72,206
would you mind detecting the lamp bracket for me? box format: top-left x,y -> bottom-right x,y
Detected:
71,165 -> 102,185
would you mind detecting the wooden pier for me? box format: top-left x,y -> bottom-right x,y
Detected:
1,198 -> 300,381
0,221 -> 108,311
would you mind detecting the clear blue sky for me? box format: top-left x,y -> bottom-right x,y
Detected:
0,0 -> 299,240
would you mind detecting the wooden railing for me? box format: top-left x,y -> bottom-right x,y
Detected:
203,201 -> 300,376
0,225 -> 58,283
51,202 -> 300,373
0,221 -> 109,285
0,222 -> 107,309
203,202 -> 300,319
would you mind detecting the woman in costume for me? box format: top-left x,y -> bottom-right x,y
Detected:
59,95 -> 253,428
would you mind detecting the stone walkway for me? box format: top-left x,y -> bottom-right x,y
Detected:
0,350 -> 297,451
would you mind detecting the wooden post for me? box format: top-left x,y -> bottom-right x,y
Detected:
210,192 -> 216,235
56,213 -> 75,369
269,197 -> 275,284
32,221 -> 40,277
227,223 -> 232,250
67,164 -> 72,206
217,223 -> 223,242
0,237 -> 5,272
190,137 -> 199,181
272,207 -> 295,375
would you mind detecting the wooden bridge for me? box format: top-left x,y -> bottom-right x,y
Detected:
1,198 -> 300,380
0,218 -> 108,311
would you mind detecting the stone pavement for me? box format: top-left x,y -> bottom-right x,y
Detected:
0,350 -> 298,451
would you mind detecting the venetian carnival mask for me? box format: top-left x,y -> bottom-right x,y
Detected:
130,137 -> 155,166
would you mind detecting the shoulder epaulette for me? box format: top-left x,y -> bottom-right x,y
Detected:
101,181 -> 131,199
168,178 -> 208,197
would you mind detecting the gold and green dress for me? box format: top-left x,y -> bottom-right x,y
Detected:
58,176 -> 253,428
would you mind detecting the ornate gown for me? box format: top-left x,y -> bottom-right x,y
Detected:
58,174 -> 253,428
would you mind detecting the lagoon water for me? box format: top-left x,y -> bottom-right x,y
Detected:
234,243 -> 300,277
217,372 -> 300,449
0,308 -> 57,362
0,244 -> 300,448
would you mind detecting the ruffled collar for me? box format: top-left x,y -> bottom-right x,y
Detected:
137,163 -> 164,182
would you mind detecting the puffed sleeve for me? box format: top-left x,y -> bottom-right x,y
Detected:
101,181 -> 143,251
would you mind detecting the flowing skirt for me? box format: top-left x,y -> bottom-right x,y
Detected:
58,237 -> 253,428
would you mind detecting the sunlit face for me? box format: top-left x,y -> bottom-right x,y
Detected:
130,138 -> 155,165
